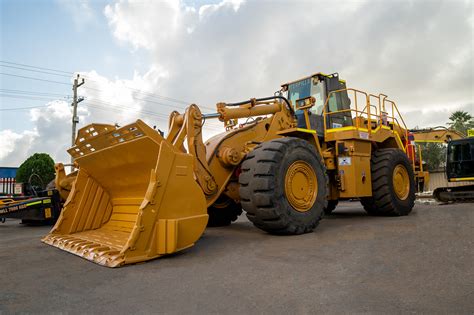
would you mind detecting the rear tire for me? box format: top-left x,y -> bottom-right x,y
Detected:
239,137 -> 328,235
360,148 -> 415,216
207,196 -> 242,227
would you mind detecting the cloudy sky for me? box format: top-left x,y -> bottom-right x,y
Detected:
0,0 -> 473,167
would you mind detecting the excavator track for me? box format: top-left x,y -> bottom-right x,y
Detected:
433,184 -> 474,203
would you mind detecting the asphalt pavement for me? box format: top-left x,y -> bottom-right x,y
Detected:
1,202 -> 473,314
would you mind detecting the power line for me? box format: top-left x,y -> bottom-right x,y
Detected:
0,61 -> 221,129
86,100 -> 172,119
82,85 -> 216,113
0,90 -> 215,125
0,61 -> 195,108
0,94 -> 69,104
0,72 -> 71,85
84,102 -> 223,131
0,60 -> 73,75
86,103 -> 168,119
0,88 -> 69,98
0,100 -> 223,131
84,96 -> 223,129
0,105 -> 48,111
80,75 -> 191,105
80,76 -> 218,111
81,89 -> 187,112
0,61 -> 215,113
0,65 -> 72,78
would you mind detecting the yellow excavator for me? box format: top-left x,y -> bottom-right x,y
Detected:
408,127 -> 474,202
44,72 -> 419,267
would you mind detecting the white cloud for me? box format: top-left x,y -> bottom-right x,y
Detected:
77,68 -> 223,137
1,0 -> 473,167
198,0 -> 244,19
104,0 -> 191,50
102,0 -> 473,113
0,129 -> 37,164
0,100 -> 85,167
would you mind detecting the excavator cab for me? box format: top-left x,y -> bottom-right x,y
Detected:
446,138 -> 474,181
283,73 -> 351,136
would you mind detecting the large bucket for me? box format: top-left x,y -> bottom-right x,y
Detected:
42,120 -> 208,267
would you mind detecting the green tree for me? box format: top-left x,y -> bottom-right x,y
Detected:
16,153 -> 55,189
447,110 -> 474,136
418,143 -> 446,171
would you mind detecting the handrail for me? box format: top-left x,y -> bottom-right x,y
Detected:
323,88 -> 369,136
323,88 -> 409,147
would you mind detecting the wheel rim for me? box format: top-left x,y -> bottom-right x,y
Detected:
393,164 -> 410,200
284,161 -> 318,212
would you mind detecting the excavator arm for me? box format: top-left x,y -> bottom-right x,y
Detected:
410,127 -> 464,143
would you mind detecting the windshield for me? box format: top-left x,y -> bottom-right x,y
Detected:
288,78 -> 311,104
288,78 -> 326,115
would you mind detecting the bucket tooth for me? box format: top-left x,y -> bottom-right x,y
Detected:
42,120 -> 208,267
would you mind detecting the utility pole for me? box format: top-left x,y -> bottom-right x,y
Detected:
71,74 -> 85,165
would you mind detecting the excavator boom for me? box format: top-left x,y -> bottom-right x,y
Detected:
410,127 -> 465,143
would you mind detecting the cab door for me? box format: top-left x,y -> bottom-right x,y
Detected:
324,74 -> 353,129
446,139 -> 474,180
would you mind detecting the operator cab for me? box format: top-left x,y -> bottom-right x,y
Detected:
446,138 -> 474,181
281,72 -> 352,136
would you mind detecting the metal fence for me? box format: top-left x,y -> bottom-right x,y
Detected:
0,177 -> 16,195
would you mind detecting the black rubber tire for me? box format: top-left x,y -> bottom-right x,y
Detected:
207,196 -> 242,227
239,137 -> 328,235
324,200 -> 338,215
360,148 -> 415,216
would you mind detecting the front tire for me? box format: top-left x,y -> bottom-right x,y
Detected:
207,196 -> 242,227
239,138 -> 328,235
360,148 -> 415,216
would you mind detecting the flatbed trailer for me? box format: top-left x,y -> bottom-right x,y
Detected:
0,190 -> 62,224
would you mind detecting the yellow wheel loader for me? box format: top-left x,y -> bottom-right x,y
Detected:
43,72 -> 417,267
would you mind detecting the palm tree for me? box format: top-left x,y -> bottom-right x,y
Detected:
447,110 -> 474,136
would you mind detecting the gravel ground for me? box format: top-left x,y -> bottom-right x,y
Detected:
1,202 -> 473,314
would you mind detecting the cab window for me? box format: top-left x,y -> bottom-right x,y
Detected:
288,77 -> 326,115
310,79 -> 325,115
288,78 -> 311,106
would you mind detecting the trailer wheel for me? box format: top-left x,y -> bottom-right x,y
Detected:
360,148 -> 415,216
324,200 -> 338,215
239,137 -> 328,235
207,196 -> 242,227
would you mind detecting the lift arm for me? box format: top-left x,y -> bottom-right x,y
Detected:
165,98 -> 295,203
